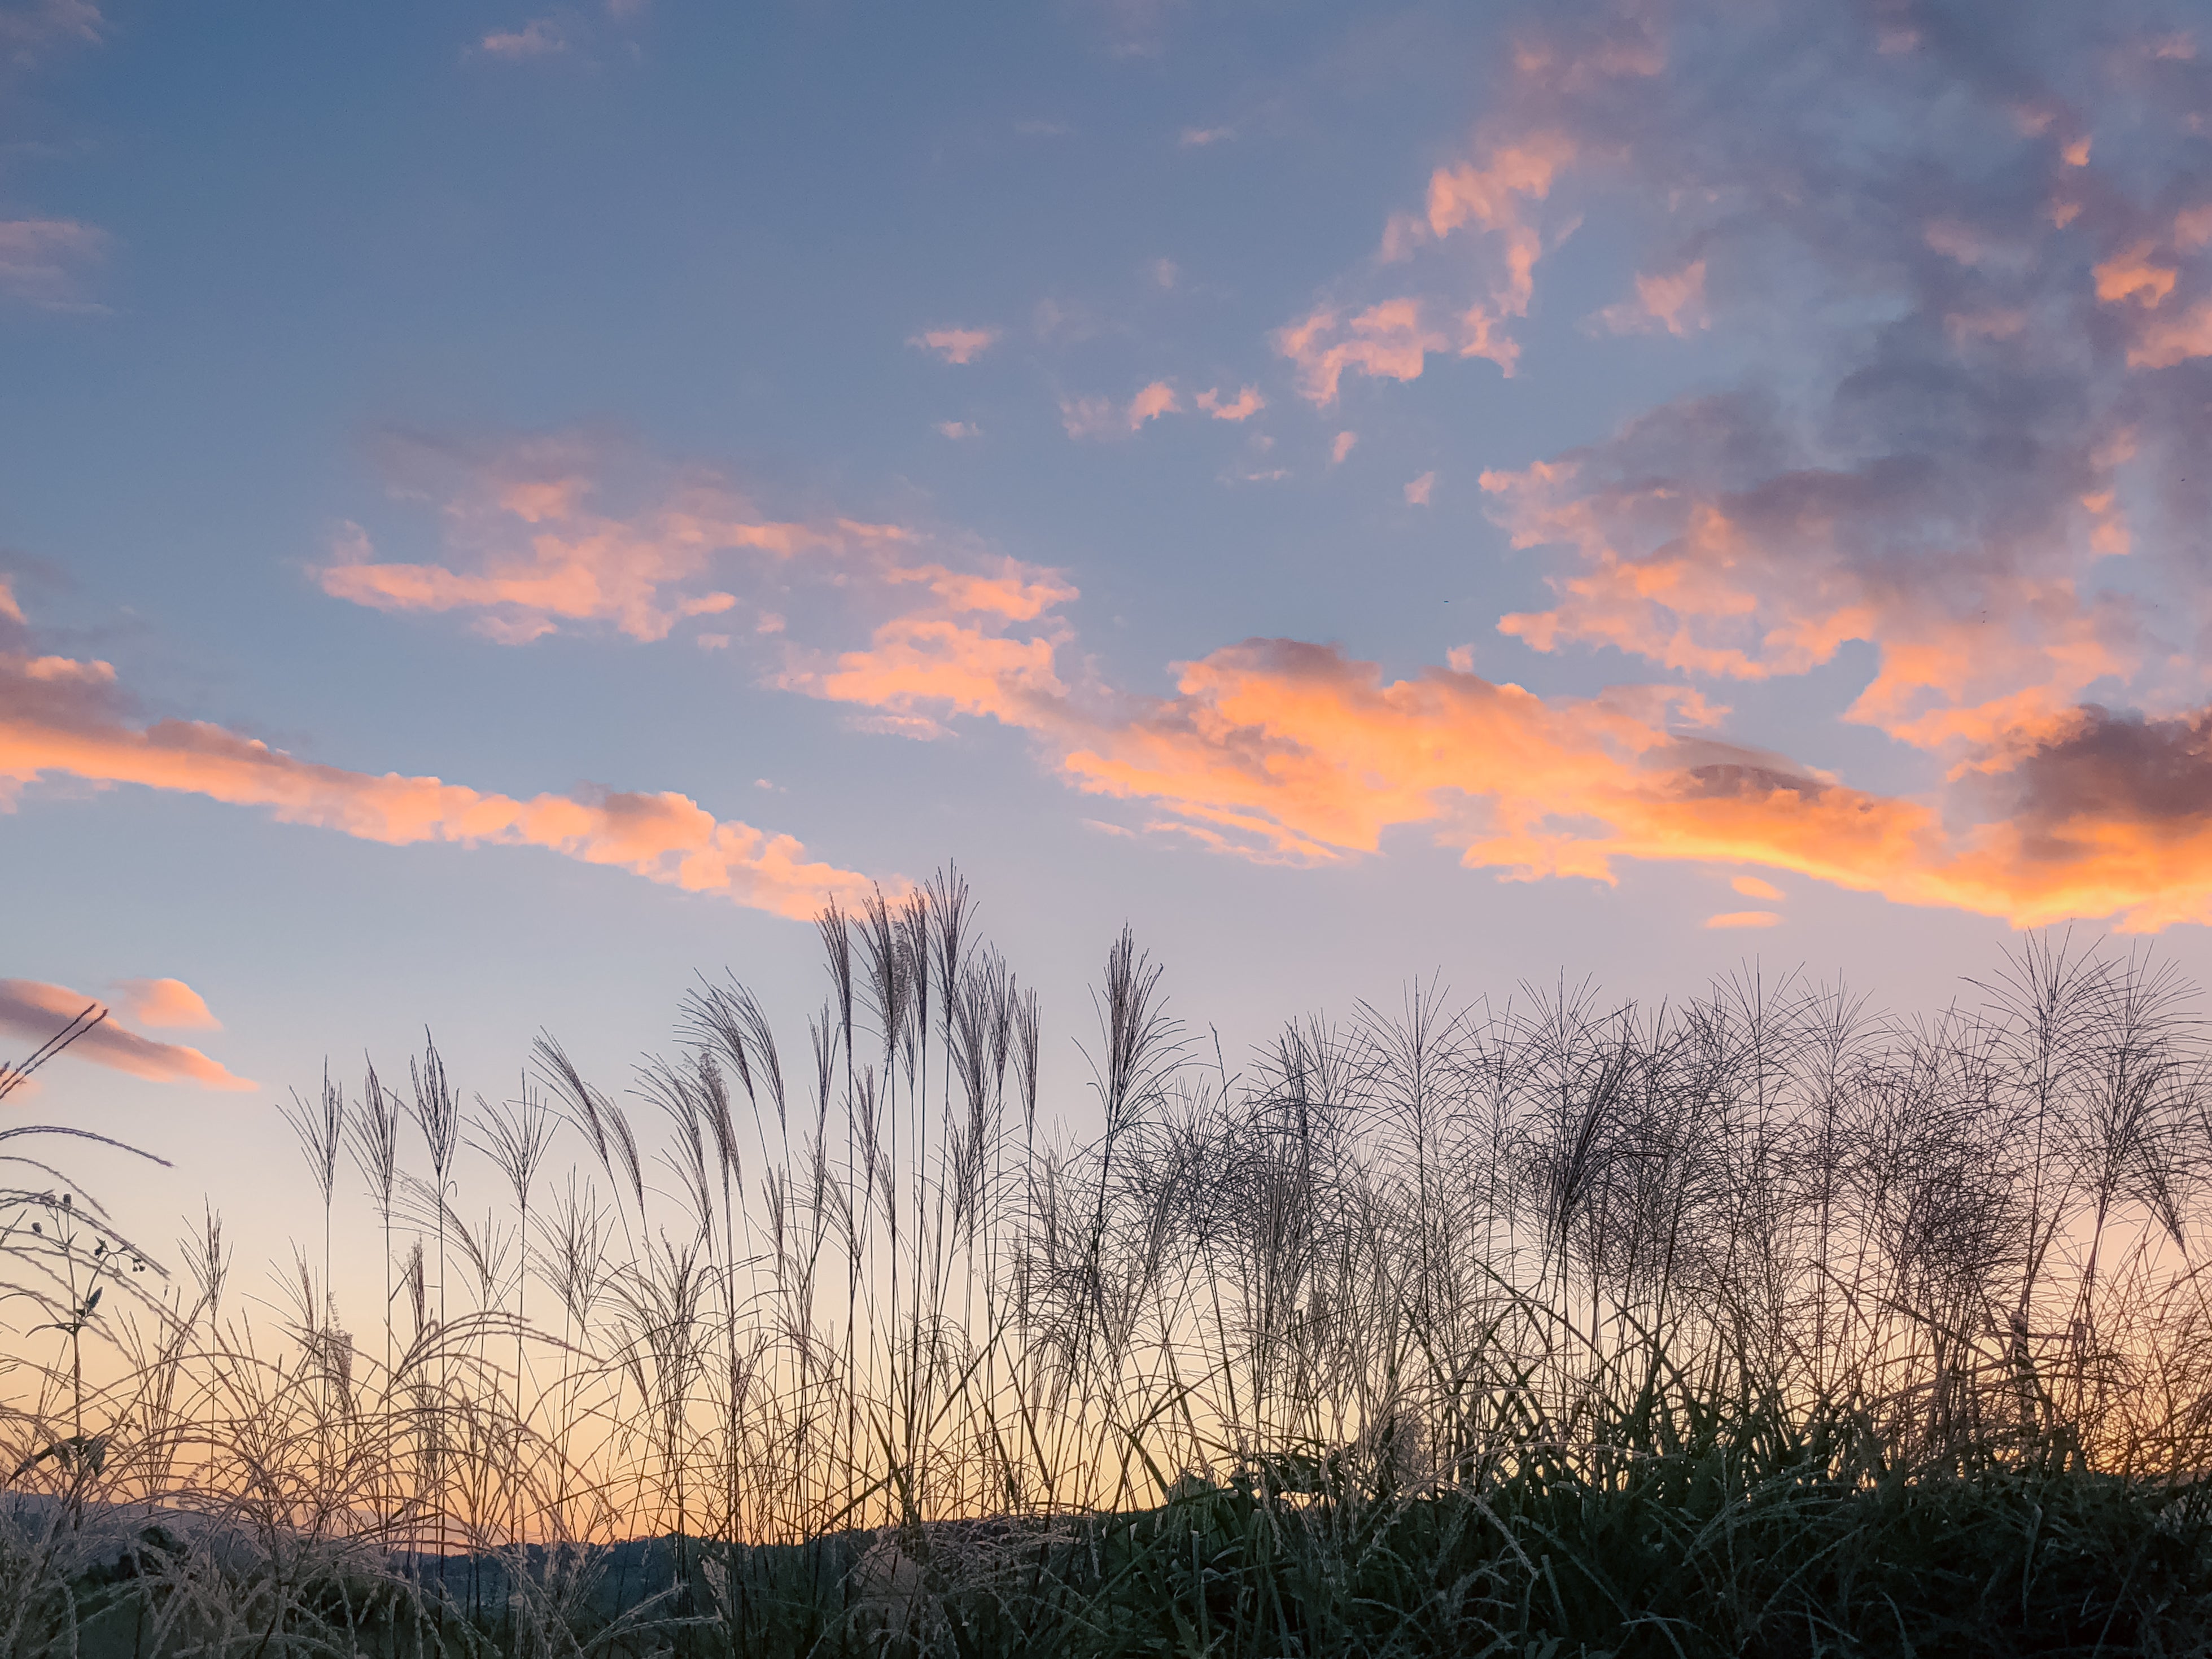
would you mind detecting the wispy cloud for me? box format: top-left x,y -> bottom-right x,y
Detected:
1061,380 -> 1180,438
1196,385 -> 1265,421
479,17 -> 567,58
908,326 -> 1000,364
0,612 -> 879,920
1404,471 -> 1435,506
1179,125 -> 1233,147
0,218 -> 109,310
0,0 -> 103,67
317,433 -> 908,645
1596,260 -> 1708,336
0,979 -> 253,1091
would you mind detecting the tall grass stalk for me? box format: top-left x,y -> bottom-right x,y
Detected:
14,907 -> 2212,1653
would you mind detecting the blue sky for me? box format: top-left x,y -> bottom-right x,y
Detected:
8,0 -> 2212,1285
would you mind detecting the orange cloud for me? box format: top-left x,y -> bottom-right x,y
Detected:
1275,299 -> 1454,404
1348,128 -> 1572,381
0,980 -> 253,1092
1043,649 -> 2212,931
775,553 -> 1076,738
113,977 -> 219,1031
787,619 -> 1067,738
1478,404 -> 2143,754
768,528 -> 2212,933
317,436 -> 909,644
1730,874 -> 1784,901
0,644 -> 876,921
1415,133 -> 1574,311
908,326 -> 1000,364
2094,243 -> 2178,308
2127,298 -> 2212,369
1704,910 -> 1781,929
882,559 -> 1078,622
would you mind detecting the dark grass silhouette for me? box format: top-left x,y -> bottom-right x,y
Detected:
9,888 -> 2212,1654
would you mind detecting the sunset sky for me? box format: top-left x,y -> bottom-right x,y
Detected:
8,0 -> 2212,1262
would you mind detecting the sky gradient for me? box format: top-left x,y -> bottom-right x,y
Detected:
8,0 -> 2212,1271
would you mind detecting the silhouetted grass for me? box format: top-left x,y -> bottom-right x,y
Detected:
8,890 -> 2212,1654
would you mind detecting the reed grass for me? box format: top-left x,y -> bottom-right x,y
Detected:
8,898 -> 2212,1655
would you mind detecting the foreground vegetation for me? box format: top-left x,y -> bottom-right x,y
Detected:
8,882 -> 2212,1654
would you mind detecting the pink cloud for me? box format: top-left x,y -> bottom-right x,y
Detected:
0,632 -> 878,920
317,435 -> 910,644
0,980 -> 253,1092
775,553 -> 1078,738
1061,380 -> 1180,437
480,17 -> 566,56
908,326 -> 1000,364
1179,126 -> 1232,147
1127,379 -> 1178,426
1331,431 -> 1358,465
0,0 -> 103,64
1598,260 -> 1708,336
0,218 -> 108,310
2095,243 -> 2178,308
1417,133 -> 1574,294
1196,385 -> 1265,421
2127,298 -> 2212,369
1477,389 -> 2144,753
748,513 -> 2212,931
1275,299 -> 1450,404
1404,471 -> 1436,506
1057,395 -> 1117,439
113,977 -> 219,1030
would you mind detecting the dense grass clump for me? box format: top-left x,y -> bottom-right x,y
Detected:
9,881 -> 2212,1654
